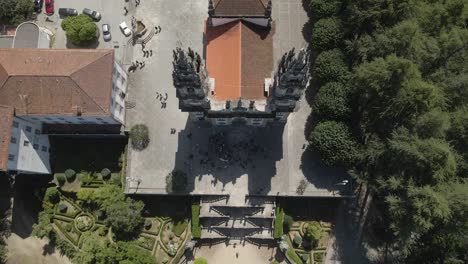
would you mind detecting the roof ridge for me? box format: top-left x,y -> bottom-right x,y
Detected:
68,50 -> 112,76
69,52 -> 114,115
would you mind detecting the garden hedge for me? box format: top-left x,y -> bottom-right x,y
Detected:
191,204 -> 201,238
273,206 -> 284,239
287,248 -> 303,264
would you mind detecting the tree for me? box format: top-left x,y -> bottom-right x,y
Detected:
0,238 -> 6,264
305,221 -> 324,247
414,109 -> 450,139
165,170 -> 187,193
32,211 -> 53,239
130,124 -> 150,151
448,108 -> 468,151
311,17 -> 344,50
64,169 -> 76,182
309,121 -> 359,167
352,55 -> 445,136
61,14 -> 97,46
283,214 -> 294,233
314,49 -> 349,84
309,0 -> 341,18
0,0 -> 33,25
44,187 -> 60,204
384,130 -> 457,185
314,82 -> 351,120
105,198 -> 144,240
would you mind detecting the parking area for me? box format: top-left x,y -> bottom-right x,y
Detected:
34,0 -> 133,60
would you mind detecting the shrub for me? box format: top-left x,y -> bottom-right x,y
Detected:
44,187 -> 60,204
314,252 -> 325,262
309,0 -> 341,18
165,170 -> 187,193
105,199 -> 145,240
65,223 -> 73,232
130,124 -> 150,150
98,227 -> 108,237
56,174 -> 66,186
65,169 -> 76,182
284,214 -> 294,233
61,14 -> 97,46
305,221 -> 324,247
300,254 -> 309,263
109,174 -> 122,186
314,82 -> 351,120
144,219 -> 152,230
54,236 -> 77,259
314,49 -> 349,83
271,261 -> 280,264
311,17 -> 343,50
101,168 -> 111,180
194,257 -> 208,264
191,204 -> 201,238
57,203 -> 68,213
287,248 -> 303,264
293,235 -> 303,247
32,211 -> 53,239
273,206 -> 284,239
309,121 -> 359,167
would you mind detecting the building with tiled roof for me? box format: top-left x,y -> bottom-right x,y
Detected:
173,0 -> 309,127
0,48 -> 128,174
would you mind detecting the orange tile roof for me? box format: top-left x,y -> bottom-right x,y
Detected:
0,105 -> 13,171
206,20 -> 273,100
0,48 -> 114,116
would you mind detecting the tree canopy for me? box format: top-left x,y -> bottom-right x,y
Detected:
61,14 -> 97,46
0,0 -> 33,25
307,0 -> 468,261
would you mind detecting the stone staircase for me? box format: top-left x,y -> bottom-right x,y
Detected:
199,195 -> 275,240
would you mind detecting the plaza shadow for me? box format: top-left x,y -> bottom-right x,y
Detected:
173,119 -> 285,196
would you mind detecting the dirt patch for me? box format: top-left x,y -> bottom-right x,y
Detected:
6,234 -> 71,264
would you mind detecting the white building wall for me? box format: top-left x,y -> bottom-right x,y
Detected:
7,117 -> 51,174
111,62 -> 128,124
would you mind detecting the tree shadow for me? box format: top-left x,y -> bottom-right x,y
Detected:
66,38 -> 100,49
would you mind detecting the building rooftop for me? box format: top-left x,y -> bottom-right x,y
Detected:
206,20 -> 273,100
0,105 -> 13,171
0,48 -> 114,116
212,0 -> 270,17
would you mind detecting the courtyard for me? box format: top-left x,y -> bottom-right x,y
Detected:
125,0 -> 349,197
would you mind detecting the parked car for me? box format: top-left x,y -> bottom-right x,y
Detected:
33,0 -> 43,13
102,24 -> 111,41
82,8 -> 101,21
119,22 -> 132,37
45,0 -> 54,14
58,8 -> 78,16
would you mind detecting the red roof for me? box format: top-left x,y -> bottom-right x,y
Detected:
206,20 -> 273,100
0,48 -> 114,116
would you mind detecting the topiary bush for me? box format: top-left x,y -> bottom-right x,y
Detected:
293,234 -> 303,247
56,174 -> 66,186
309,0 -> 341,18
61,14 -> 97,46
57,203 -> 68,213
194,257 -> 208,264
64,169 -> 76,182
144,219 -> 152,230
311,17 -> 344,51
130,124 -> 150,151
314,82 -> 351,120
165,170 -> 187,193
284,214 -> 294,233
101,168 -> 111,180
309,121 -> 359,167
191,204 -> 201,238
44,187 -> 60,204
314,49 -> 349,84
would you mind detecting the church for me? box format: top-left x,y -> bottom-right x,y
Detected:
173,0 -> 309,126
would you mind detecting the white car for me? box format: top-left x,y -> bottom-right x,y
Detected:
119,22 -> 132,37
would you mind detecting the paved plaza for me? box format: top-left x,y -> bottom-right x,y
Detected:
125,0 -> 348,197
